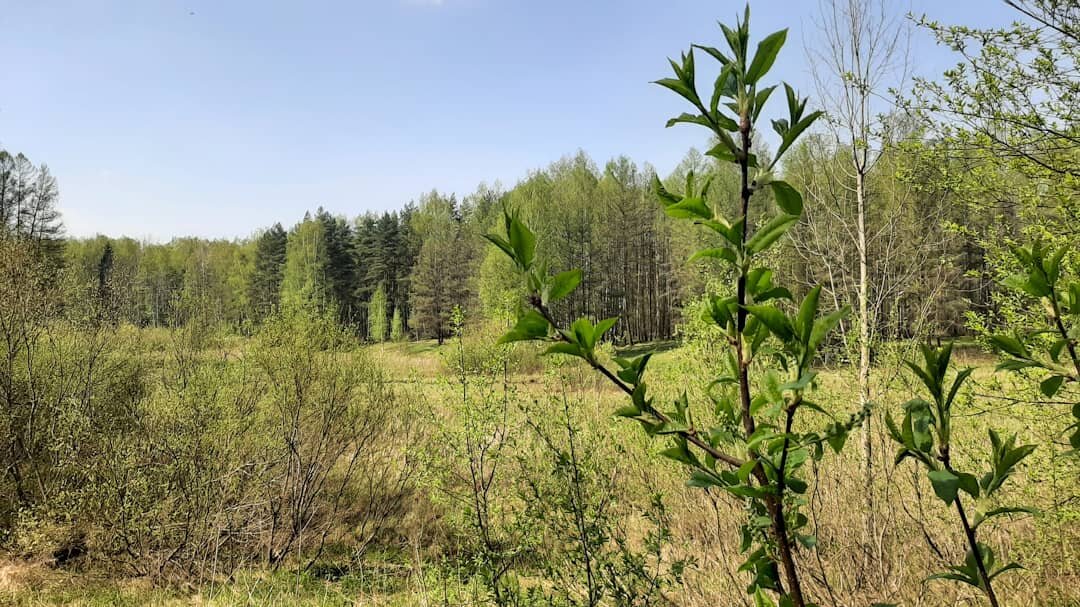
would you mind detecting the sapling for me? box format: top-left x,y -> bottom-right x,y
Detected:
484,6 -> 868,606
887,343 -> 1035,607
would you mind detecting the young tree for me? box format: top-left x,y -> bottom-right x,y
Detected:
486,8 -> 864,606
368,281 -> 388,342
390,307 -> 404,342
888,344 -> 1036,607
96,242 -> 115,316
800,0 -> 912,552
409,193 -> 471,344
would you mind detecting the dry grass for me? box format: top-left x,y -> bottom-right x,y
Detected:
5,334 -> 1078,606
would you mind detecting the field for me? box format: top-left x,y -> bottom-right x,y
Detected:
2,323 -> 1076,607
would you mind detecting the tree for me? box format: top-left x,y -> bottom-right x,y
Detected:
249,223 -> 288,320
281,214 -> 331,311
390,307 -> 404,342
905,0 -> 1079,339
486,8 -> 865,605
800,0 -> 915,556
368,282 -> 388,342
0,149 -> 64,261
889,345 -> 1036,607
409,192 -> 472,344
315,208 -> 357,326
97,242 -> 115,317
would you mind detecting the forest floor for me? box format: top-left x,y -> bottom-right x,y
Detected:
3,335 -> 1078,606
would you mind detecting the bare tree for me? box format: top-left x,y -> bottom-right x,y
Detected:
802,0 -> 916,570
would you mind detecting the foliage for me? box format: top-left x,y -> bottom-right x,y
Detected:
986,241 -> 1080,448
484,7 -> 874,605
887,343 -> 1035,606
369,281 -> 389,342
520,396 -> 690,606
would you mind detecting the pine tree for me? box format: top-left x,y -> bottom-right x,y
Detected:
249,223 -> 288,320
316,208 -> 357,325
408,201 -> 471,344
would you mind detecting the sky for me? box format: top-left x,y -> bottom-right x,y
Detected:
0,0 -> 1021,241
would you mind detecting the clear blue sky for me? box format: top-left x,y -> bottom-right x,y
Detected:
0,0 -> 1018,241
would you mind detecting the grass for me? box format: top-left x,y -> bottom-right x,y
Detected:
4,330 -> 1079,606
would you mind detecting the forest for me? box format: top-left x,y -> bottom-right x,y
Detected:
0,1 -> 1077,606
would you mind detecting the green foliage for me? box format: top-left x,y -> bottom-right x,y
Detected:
368,281 -> 389,342
987,241 -> 1080,448
409,193 -> 474,344
281,213 -> 333,312
520,398 -> 690,606
249,223 -> 288,320
484,7 -> 861,606
887,343 -> 1035,605
390,306 -> 404,342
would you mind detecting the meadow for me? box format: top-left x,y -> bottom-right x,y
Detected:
1,317 -> 1076,606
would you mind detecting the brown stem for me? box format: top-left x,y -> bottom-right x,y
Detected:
954,497 -> 1000,607
1047,288 -> 1080,380
942,443 -> 998,607
736,116 -> 805,607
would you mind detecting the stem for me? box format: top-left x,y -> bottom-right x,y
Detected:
530,299 -> 747,469
942,444 -> 998,607
954,498 -> 1000,607
736,115 -> 805,607
1047,287 -> 1080,380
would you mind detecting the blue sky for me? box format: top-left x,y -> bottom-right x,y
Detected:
0,1 -> 1019,241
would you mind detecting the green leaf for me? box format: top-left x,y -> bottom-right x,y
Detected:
508,217 -> 536,269
653,174 -> 681,205
769,180 -> 803,216
746,29 -> 787,84
687,470 -> 725,488
928,469 -> 960,505
745,305 -> 794,341
956,472 -> 980,499
753,588 -> 777,607
796,286 -> 821,346
571,317 -> 595,349
689,247 -> 737,264
544,342 -> 583,357
593,317 -> 619,344
826,428 -> 847,453
653,77 -> 700,107
546,269 -> 582,303
499,309 -> 549,344
659,445 -> 693,465
989,334 -> 1029,359
990,562 -> 1024,581
692,44 -> 732,65
666,112 -> 712,129
746,214 -> 798,254
1040,375 -> 1064,398
664,196 -> 713,220
483,233 -> 516,263
807,306 -> 849,356
752,85 -> 777,122
974,506 -> 1037,529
